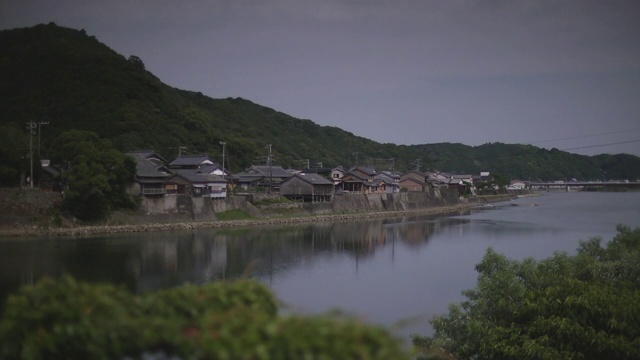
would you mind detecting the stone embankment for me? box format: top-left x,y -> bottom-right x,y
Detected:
22,204 -> 472,237
0,188 -> 528,237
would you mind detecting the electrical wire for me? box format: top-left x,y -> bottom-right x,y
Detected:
526,128 -> 640,145
560,139 -> 640,151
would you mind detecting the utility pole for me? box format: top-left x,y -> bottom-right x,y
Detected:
266,144 -> 273,193
26,120 -> 49,188
219,141 -> 226,176
353,152 -> 359,167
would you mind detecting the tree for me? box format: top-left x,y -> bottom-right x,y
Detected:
413,225 -> 640,360
50,130 -> 137,221
0,124 -> 28,186
127,55 -> 145,70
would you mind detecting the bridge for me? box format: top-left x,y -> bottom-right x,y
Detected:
527,181 -> 640,191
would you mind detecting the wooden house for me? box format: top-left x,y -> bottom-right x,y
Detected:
280,173 -> 334,202
340,171 -> 367,192
234,165 -> 294,191
167,170 -> 228,198
126,150 -> 173,196
400,170 -> 428,192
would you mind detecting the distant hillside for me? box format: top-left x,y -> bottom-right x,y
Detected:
1,23 -> 639,181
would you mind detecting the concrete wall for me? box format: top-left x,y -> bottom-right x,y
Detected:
137,187 -> 465,220
316,188 -> 460,214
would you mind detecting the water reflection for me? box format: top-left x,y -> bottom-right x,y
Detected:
0,212 -> 462,307
2,192 -> 638,339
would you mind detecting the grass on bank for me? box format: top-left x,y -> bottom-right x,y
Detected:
215,209 -> 253,221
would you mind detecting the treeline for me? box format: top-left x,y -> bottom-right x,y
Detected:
1,23 -> 639,183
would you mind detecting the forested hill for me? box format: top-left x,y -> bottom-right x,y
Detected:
1,23 -> 639,182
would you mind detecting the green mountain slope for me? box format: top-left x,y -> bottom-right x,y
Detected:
1,23 -> 639,182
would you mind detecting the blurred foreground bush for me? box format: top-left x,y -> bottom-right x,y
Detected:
0,277 -> 409,359
413,225 -> 640,360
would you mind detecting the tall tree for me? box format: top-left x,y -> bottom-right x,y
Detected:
50,130 -> 137,221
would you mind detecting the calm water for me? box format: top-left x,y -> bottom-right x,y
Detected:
1,191 -> 639,340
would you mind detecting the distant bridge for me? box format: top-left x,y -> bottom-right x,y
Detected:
527,181 -> 640,190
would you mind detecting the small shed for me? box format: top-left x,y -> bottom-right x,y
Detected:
280,173 -> 334,202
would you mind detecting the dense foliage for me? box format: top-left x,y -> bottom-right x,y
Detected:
0,124 -> 29,186
413,225 -> 640,360
50,130 -> 137,221
1,24 -> 639,181
0,277 -> 409,359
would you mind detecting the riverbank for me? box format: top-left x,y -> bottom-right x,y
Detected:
0,193 -> 522,238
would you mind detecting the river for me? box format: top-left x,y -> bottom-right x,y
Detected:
1,191 -> 639,341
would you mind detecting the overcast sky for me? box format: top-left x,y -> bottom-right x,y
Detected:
2,0 -> 639,156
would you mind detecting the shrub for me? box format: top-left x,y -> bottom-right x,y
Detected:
0,276 -> 409,359
413,225 -> 640,360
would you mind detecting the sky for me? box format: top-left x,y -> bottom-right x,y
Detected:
2,0 -> 640,156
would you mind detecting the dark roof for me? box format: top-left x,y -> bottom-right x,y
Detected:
126,150 -> 167,164
247,165 -> 294,178
375,172 -> 397,183
364,179 -> 385,187
350,166 -> 377,176
199,164 -> 227,174
127,152 -> 173,178
234,172 -> 264,183
400,177 -> 426,185
169,155 -> 217,167
301,167 -> 332,174
293,173 -> 334,185
343,171 -> 368,182
171,169 -> 227,183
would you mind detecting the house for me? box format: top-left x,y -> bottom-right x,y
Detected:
507,180 -> 527,190
350,167 -> 377,182
375,171 -> 400,193
364,178 -> 387,194
234,165 -> 294,191
399,170 -> 428,192
167,169 -> 228,198
338,167 -> 379,193
126,151 -> 173,196
452,174 -> 475,195
399,177 -> 427,192
280,172 -> 334,202
199,163 -> 230,176
39,160 -> 61,192
330,166 -> 346,186
169,154 -> 219,170
340,171 -> 367,192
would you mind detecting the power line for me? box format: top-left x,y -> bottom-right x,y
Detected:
560,139 -> 640,151
526,128 -> 640,145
